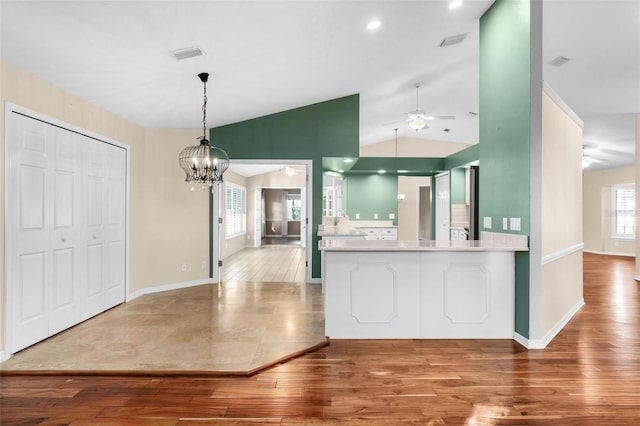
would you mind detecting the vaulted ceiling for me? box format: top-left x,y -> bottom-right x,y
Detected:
1,1 -> 638,171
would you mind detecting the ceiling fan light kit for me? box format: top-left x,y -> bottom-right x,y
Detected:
407,84 -> 429,131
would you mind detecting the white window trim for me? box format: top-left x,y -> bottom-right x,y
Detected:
611,183 -> 635,240
225,182 -> 246,239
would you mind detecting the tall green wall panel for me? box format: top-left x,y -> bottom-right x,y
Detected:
479,0 -> 533,338
210,94 -> 360,279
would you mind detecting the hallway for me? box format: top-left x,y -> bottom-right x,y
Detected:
221,245 -> 306,283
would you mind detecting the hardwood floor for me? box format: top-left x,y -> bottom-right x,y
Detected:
2,253 -> 639,424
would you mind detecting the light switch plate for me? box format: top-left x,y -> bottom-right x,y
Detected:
389,213 -> 395,219
510,217 -> 521,231
374,213 -> 379,219
503,217 -> 508,230
355,213 -> 360,219
483,217 -> 492,229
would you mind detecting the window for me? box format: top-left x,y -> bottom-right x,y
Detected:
225,183 -> 246,238
287,195 -> 302,221
612,184 -> 635,239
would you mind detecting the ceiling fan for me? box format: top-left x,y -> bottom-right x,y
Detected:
283,165 -> 305,176
406,84 -> 455,131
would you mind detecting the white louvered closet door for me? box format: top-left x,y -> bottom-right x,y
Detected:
5,109 -> 127,354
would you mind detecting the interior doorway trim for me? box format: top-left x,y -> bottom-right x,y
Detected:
211,159 -> 313,283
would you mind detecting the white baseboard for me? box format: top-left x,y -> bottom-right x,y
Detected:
127,278 -> 213,302
513,299 -> 585,349
583,249 -> 635,257
513,333 -> 529,348
0,350 -> 9,363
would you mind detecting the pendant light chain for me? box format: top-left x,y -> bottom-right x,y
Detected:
202,78 -> 208,141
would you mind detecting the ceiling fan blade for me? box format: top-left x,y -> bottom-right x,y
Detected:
424,115 -> 456,121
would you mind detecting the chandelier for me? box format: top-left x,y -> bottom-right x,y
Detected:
178,72 -> 229,187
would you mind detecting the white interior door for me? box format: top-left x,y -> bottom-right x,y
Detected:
300,187 -> 306,248
435,173 -> 450,241
83,139 -> 107,319
6,114 -> 54,351
5,107 -> 127,354
49,129 -> 83,335
103,144 -> 126,308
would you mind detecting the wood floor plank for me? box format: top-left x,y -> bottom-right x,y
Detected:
2,253 -> 640,424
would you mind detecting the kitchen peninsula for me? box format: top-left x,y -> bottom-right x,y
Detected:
319,234 -> 528,339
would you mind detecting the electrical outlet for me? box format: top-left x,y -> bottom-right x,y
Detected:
374,213 -> 378,219
355,213 -> 360,219
510,217 -> 521,231
201,260 -> 207,269
181,263 -> 187,272
389,213 -> 395,219
483,217 -> 492,229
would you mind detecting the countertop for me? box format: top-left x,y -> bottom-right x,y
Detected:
318,239 -> 528,252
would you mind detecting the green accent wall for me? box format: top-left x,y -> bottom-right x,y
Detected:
344,174 -> 398,225
443,144 -> 479,170
479,0 -> 532,338
210,94 -> 360,279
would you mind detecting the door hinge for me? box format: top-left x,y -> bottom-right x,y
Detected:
218,217 -> 223,224
218,260 -> 223,267
305,261 -> 308,267
306,218 -> 309,225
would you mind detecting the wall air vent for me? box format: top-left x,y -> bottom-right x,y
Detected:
439,33 -> 467,47
170,46 -> 204,61
549,56 -> 571,67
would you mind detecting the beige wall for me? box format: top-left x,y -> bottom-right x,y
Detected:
397,176 -> 431,240
360,137 -> 471,158
636,114 -> 640,279
0,62 -> 208,353
583,166 -> 636,256
539,88 -> 584,340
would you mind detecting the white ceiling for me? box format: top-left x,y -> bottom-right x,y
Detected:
1,0 -> 638,172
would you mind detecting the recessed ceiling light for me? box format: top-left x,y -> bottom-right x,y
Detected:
367,19 -> 381,31
449,0 -> 463,10
338,170 -> 344,173
344,158 -> 354,163
378,169 -> 386,174
397,170 -> 409,174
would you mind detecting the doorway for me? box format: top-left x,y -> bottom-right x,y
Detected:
211,160 -> 313,283
418,185 -> 432,240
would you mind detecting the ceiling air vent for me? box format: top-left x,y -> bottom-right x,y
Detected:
549,56 -> 571,67
170,46 -> 204,61
439,33 -> 467,47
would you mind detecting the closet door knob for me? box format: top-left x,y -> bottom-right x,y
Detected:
61,238 -> 67,243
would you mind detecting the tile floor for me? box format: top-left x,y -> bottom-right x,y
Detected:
1,247 -> 325,374
221,245 -> 306,283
